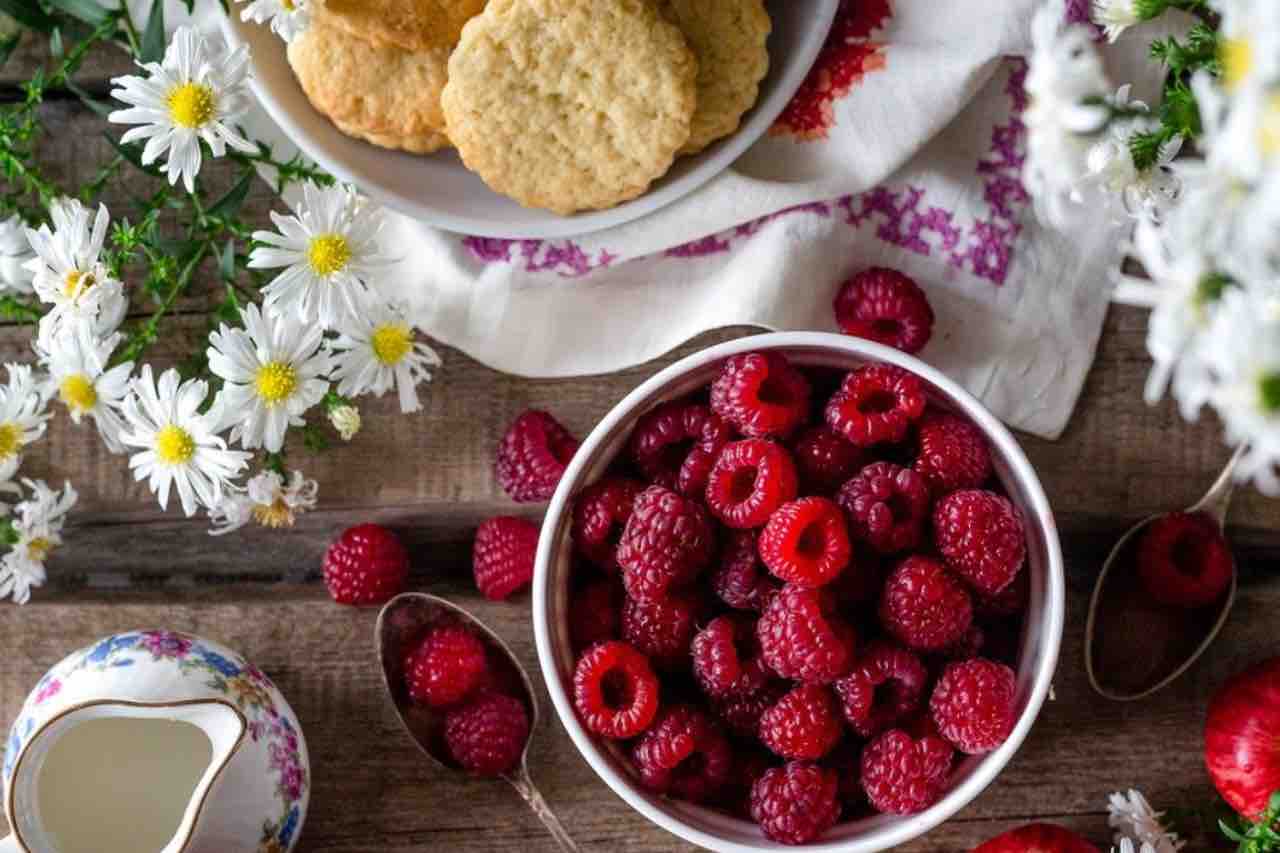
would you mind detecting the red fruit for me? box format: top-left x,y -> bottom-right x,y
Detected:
750,761 -> 841,845
711,529 -> 778,611
472,516 -> 538,601
495,410 -> 580,502
443,692 -> 530,776
930,658 -> 1017,754
825,364 -> 927,447
757,585 -> 854,684
1205,657 -> 1280,820
715,682 -> 789,738
710,351 -> 811,439
758,497 -> 852,588
629,401 -> 733,496
977,570 -> 1030,619
833,267 -> 935,354
691,614 -> 770,699
622,591 -> 700,670
933,489 -> 1027,596
860,728 -> 953,815
571,478 -> 644,570
879,556 -> 973,652
913,410 -> 992,494
1136,511 -> 1234,608
938,625 -> 986,662
833,641 -> 928,738
836,461 -> 931,554
759,684 -> 843,760
792,425 -> 865,494
631,705 -> 733,803
569,580 -> 621,651
572,641 -> 661,739
972,823 -> 1101,853
322,523 -> 409,605
704,439 -> 799,529
724,750 -> 779,818
616,485 -> 716,602
404,624 -> 488,709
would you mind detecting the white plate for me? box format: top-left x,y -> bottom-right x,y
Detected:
220,1 -> 839,239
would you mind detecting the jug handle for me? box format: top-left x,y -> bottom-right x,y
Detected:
0,834 -> 20,852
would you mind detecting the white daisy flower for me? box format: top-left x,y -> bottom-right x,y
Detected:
207,302 -> 332,452
119,365 -> 251,516
1116,839 -> 1158,853
1084,87 -> 1182,222
1213,0 -> 1280,93
1091,0 -> 1141,43
238,0 -> 311,42
249,183 -> 392,329
208,469 -> 318,536
108,26 -> 255,193
37,327 -> 133,453
329,300 -> 441,413
0,363 -> 52,471
328,403 -> 361,441
0,479 -> 77,605
1108,789 -> 1185,853
0,214 -> 34,294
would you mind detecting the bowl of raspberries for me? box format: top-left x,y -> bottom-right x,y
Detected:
531,332 -> 1064,850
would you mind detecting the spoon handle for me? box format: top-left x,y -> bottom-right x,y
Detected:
509,770 -> 581,853
1190,443 -> 1249,525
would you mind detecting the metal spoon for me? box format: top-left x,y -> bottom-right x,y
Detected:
376,593 -> 579,852
1085,445 -> 1245,701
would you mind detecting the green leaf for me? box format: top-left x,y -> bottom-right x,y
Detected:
139,0 -> 164,63
0,0 -> 55,31
49,26 -> 63,57
45,0 -> 111,26
218,238 -> 236,281
207,169 -> 253,218
0,32 -> 20,68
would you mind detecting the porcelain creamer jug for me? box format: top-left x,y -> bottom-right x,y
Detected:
1,630 -> 309,853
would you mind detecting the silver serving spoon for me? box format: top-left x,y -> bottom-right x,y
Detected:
376,593 -> 579,852
1085,445 -> 1246,701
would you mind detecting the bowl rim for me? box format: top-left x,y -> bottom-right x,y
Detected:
532,331 -> 1065,852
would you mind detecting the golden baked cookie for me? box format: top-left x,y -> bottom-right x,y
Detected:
320,0 -> 487,51
331,117 -> 451,155
442,0 -> 698,215
660,0 -> 772,154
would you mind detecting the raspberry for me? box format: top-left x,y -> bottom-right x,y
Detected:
976,569 -> 1029,619
715,681 -> 789,738
322,523 -> 409,605
572,641 -> 660,739
569,580 -> 621,651
836,462 -> 930,553
711,529 -> 777,611
629,401 -> 733,496
1136,511 -> 1234,608
631,705 -> 733,803
759,497 -> 852,587
930,658 -> 1017,754
757,585 -> 854,683
617,485 -> 716,602
443,692 -> 530,776
792,425 -> 865,494
749,762 -> 841,845
710,351 -> 811,439
495,410 -> 580,502
860,728 -> 954,815
833,267 -> 935,355
825,364 -> 927,447
973,824 -> 1102,853
913,411 -> 992,494
833,641 -> 928,738
704,439 -> 799,529
472,516 -> 538,601
691,614 -> 770,699
724,750 -> 779,818
933,489 -> 1027,596
937,625 -> 986,661
758,684 -> 843,760
404,623 -> 488,709
879,556 -> 973,652
571,478 -> 644,570
622,591 -> 700,670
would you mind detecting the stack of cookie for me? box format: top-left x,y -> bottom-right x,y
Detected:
287,0 -> 772,215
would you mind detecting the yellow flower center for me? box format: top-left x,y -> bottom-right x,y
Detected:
371,323 -> 413,365
0,422 -> 22,460
1262,92 -> 1280,157
1222,38 -> 1253,90
252,497 -> 295,529
63,270 -> 95,300
254,362 -> 297,405
167,82 -> 217,129
281,0 -> 295,10
26,537 -> 53,562
59,374 -> 97,413
155,424 -> 196,465
306,234 -> 351,276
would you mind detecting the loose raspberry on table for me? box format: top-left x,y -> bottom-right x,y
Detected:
404,623 -> 489,709
757,585 -> 854,683
792,425 -> 865,494
833,641 -> 928,738
749,761 -> 841,845
1136,511 -> 1234,608
759,684 -> 843,760
930,657 -> 1017,754
833,267 -> 935,355
495,410 -> 580,502
704,439 -> 799,529
913,410 -> 992,494
836,461 -> 931,554
622,591 -> 700,670
631,705 -> 733,803
472,516 -> 538,601
860,728 -> 954,815
759,497 -> 852,587
933,489 -> 1027,596
571,478 -> 644,570
572,641 -> 660,739
715,681 -> 788,738
825,364 -> 927,447
569,579 -> 621,651
629,401 -> 733,497
879,556 -> 974,652
443,692 -> 530,776
691,614 -> 770,699
322,523 -> 409,606
617,485 -> 716,602
711,529 -> 778,611
710,351 -> 811,439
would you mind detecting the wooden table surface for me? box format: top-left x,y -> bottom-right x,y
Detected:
3,38 -> 1278,853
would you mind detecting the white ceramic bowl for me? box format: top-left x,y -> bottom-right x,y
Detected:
533,332 -> 1065,852
219,1 -> 839,239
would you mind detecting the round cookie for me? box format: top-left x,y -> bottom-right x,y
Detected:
320,0 -> 487,51
660,0 -> 772,154
331,118 -> 451,155
442,0 -> 698,215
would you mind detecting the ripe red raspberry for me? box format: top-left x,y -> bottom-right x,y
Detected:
572,641 -> 660,739
571,478 -> 643,570
913,411 -> 992,494
711,529 -> 778,611
976,569 -> 1029,619
825,364 -> 927,447
616,485 -> 716,602
631,705 -> 733,803
569,580 -> 621,651
704,439 -> 799,529
404,623 -> 488,709
833,267 -> 935,354
322,523 -> 409,605
833,641 -> 928,738
758,684 -> 843,760
443,692 -> 530,776
1136,511 -> 1233,608
930,658 -> 1017,754
715,681 -> 789,738
759,497 -> 852,587
629,401 -> 733,496
792,425 -> 865,494
860,728 -> 954,815
495,410 -> 580,502
724,750 -> 779,819
710,351 -> 811,439
691,614 -> 770,699
621,591 -> 700,670
749,762 -> 841,845
757,585 -> 854,684
933,489 -> 1027,596
836,462 -> 930,553
472,516 -> 538,601
879,556 -> 973,652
